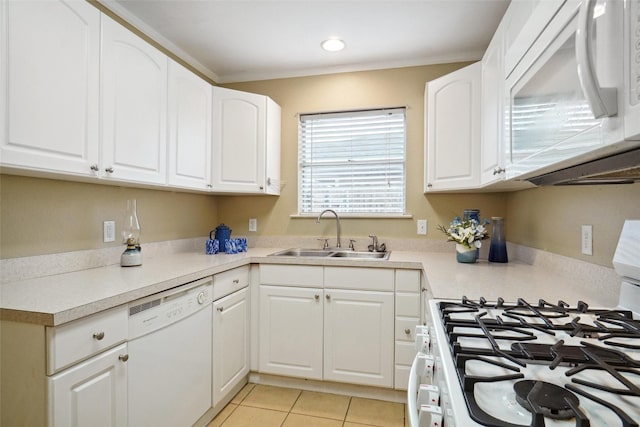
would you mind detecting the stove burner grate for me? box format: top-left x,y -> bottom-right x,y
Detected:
514,380 -> 580,420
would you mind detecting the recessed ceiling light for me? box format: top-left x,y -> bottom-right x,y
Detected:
321,38 -> 345,52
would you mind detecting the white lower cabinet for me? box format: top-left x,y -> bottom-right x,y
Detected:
212,286 -> 250,407
258,285 -> 324,379
393,269 -> 422,390
323,288 -> 394,387
258,265 -> 396,388
48,343 -> 128,427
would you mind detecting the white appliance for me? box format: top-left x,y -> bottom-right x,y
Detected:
407,220 -> 640,426
128,277 -> 213,427
505,0 -> 640,180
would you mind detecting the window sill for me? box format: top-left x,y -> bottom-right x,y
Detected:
290,213 -> 414,219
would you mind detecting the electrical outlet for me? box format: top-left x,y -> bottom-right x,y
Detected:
103,221 -> 116,243
417,219 -> 427,235
249,218 -> 257,232
581,224 -> 593,255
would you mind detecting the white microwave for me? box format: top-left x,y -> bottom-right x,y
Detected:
504,0 -> 640,180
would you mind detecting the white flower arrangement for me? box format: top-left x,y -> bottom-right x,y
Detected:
437,217 -> 489,249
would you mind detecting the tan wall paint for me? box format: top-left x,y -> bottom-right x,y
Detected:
221,65 -> 640,267
1,64 -> 637,266
218,64 -> 509,241
505,183 -> 640,266
0,175 -> 218,258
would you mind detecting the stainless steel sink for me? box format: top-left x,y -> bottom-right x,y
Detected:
269,248 -> 390,260
329,251 -> 389,259
270,248 -> 333,257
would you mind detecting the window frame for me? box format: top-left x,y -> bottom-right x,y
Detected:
297,107 -> 407,217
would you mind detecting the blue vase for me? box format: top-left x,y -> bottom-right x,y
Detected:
489,217 -> 508,263
456,244 -> 477,263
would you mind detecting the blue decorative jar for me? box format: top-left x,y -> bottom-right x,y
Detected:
214,224 -> 232,253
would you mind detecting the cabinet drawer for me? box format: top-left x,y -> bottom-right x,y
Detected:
260,264 -> 323,287
395,269 -> 421,292
395,317 -> 420,342
396,292 -> 420,317
395,341 -> 416,365
213,266 -> 249,300
47,305 -> 128,374
324,267 -> 394,291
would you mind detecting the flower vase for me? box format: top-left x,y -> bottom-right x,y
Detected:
455,243 -> 477,263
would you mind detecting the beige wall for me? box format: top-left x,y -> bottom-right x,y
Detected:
219,64 -> 508,240
222,64 -> 640,267
505,183 -> 640,266
0,175 -> 218,258
1,64 -> 638,267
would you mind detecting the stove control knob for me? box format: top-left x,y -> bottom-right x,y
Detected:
418,384 -> 440,407
417,354 -> 434,383
415,333 -> 430,353
415,325 -> 428,336
418,404 -> 443,427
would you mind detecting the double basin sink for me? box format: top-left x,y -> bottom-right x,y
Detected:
269,248 -> 390,260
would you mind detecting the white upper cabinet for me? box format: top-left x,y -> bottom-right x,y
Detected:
425,62 -> 481,191
481,19 -> 506,185
0,0 -> 100,176
168,60 -> 212,191
212,87 -> 281,194
101,14 -> 168,185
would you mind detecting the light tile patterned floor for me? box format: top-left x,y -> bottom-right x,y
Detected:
207,383 -> 406,427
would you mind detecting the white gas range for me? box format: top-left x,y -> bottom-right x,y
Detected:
408,220 -> 640,427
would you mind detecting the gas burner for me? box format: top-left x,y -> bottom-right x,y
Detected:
513,380 -> 580,420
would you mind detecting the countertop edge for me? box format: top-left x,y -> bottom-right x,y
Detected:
0,248 -> 620,326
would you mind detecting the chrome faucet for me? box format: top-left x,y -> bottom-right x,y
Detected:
316,209 -> 341,248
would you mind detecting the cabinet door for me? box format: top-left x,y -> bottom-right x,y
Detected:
258,285 -> 323,379
211,87 -> 266,193
168,60 -> 212,190
101,15 -> 167,185
323,289 -> 394,387
481,31 -> 505,185
0,0 -> 100,176
48,343 -> 127,427
212,287 -> 250,407
425,62 -> 481,191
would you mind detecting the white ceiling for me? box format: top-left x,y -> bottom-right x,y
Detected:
103,0 -> 510,84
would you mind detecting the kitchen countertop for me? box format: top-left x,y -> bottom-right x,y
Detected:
0,248 -> 620,326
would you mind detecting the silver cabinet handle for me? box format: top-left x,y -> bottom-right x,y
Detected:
325,294 -> 331,301
232,279 -> 240,284
405,328 -> 411,335
105,166 -> 114,173
217,306 -> 224,312
314,294 -> 320,301
93,332 -> 105,341
118,354 -> 129,362
90,164 -> 99,172
492,167 -> 505,175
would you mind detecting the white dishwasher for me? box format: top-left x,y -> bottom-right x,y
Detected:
128,277 -> 213,427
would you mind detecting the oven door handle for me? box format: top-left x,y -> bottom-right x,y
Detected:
576,0 -> 618,118
406,352 -> 421,427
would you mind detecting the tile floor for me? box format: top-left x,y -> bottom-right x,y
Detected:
207,383 -> 407,427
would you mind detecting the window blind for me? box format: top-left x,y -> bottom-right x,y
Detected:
298,108 -> 406,214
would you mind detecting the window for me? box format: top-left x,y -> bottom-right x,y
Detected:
298,108 -> 406,215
